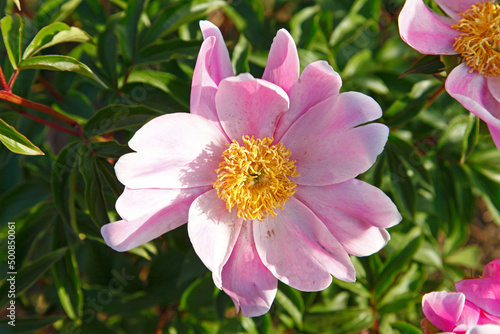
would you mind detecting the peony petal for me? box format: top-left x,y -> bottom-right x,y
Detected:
116,186 -> 210,222
454,300 -> 481,332
488,76 -> 500,104
190,36 -> 224,132
262,29 -> 300,94
221,222 -> 278,317
254,197 -> 356,291
483,259 -> 500,279
466,325 -> 500,334
398,0 -> 460,55
281,93 -> 388,185
294,179 -> 401,256
115,113 -> 228,189
215,74 -> 290,140
199,21 -> 234,85
274,61 -> 342,141
101,187 -> 208,252
435,0 -> 479,21
188,189 -> 243,288
422,291 -> 466,332
456,278 -> 500,317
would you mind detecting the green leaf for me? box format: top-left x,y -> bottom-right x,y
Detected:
23,22 -> 92,59
0,118 -> 44,155
78,145 -> 109,227
90,140 -> 132,159
98,17 -> 119,87
140,1 -> 226,47
276,284 -> 304,329
52,221 -> 83,320
290,5 -> 320,49
116,0 -> 145,64
232,34 -> 251,74
51,141 -> 82,225
13,0 -> 21,10
126,70 -> 190,109
391,322 -> 423,334
34,0 -> 82,24
136,40 -> 201,65
83,104 -> 162,137
400,55 -> 445,78
445,245 -> 481,269
94,156 -> 124,197
0,180 -> 50,223
460,113 -> 480,164
0,14 -> 23,69
18,55 -> 107,87
374,235 -> 422,296
0,316 -> 64,334
303,309 -> 373,334
0,248 -> 67,308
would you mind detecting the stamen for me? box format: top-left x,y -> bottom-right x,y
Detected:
452,1 -> 500,76
213,135 -> 299,221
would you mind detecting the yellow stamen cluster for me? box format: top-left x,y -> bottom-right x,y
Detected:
213,135 -> 299,221
452,1 -> 500,76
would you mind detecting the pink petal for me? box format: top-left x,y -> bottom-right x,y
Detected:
274,61 -> 342,141
294,179 -> 401,256
454,300 -> 482,332
215,74 -> 290,140
262,29 -> 300,95
190,36 -> 224,132
456,278 -> 500,317
435,0 -> 479,21
199,21 -> 234,85
483,259 -> 500,279
446,64 -> 500,147
281,93 -> 388,186
101,187 -> 207,252
115,113 -> 228,189
188,189 -> 243,288
253,197 -> 356,291
398,0 -> 459,55
422,291 -> 466,332
488,76 -> 500,104
221,222 -> 278,317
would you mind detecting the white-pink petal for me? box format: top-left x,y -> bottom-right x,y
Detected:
188,190 -> 243,288
221,222 -> 278,317
466,325 -> 500,334
101,187 -> 207,252
488,76 -> 500,104
254,197 -> 356,291
215,74 -> 290,140
398,0 -> 460,55
435,0 -> 478,21
199,20 -> 234,85
115,113 -> 228,189
262,29 -> 300,95
422,291 -> 466,332
274,61 -> 342,141
295,180 -> 401,256
281,93 -> 388,185
446,64 -> 500,122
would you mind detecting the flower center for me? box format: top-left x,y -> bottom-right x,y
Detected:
452,1 -> 500,76
213,135 -> 299,221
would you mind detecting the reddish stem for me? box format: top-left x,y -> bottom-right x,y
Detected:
2,102 -> 81,137
8,70 -> 19,90
0,67 -> 9,91
38,75 -> 64,101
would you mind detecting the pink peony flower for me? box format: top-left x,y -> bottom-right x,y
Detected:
422,259 -> 500,333
398,0 -> 500,150
101,21 -> 401,317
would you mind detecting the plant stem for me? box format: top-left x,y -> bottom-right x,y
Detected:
0,67 -> 9,91
8,70 -> 19,90
1,102 -> 81,137
424,83 -> 446,110
38,75 -> 64,101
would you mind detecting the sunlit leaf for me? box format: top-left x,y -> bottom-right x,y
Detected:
0,118 -> 44,155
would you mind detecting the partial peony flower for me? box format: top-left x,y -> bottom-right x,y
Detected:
101,21 -> 402,317
421,259 -> 500,333
398,0 -> 500,150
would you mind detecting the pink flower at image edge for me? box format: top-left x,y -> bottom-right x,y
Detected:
100,21 -> 402,317
398,0 -> 500,149
422,258 -> 500,333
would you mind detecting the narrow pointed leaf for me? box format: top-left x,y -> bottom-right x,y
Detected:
0,118 -> 44,155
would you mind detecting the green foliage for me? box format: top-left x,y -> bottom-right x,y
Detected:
0,0 -> 499,333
